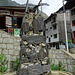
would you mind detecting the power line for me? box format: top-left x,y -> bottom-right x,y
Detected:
51,1 -> 63,13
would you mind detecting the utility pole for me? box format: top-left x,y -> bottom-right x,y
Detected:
41,0 -> 42,16
63,0 -> 69,52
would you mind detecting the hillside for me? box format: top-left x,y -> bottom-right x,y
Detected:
0,0 -> 48,19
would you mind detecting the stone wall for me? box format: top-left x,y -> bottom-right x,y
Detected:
49,49 -> 75,74
70,48 -> 75,54
0,30 -> 21,71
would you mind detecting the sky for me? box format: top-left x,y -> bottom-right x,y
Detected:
12,0 -> 64,16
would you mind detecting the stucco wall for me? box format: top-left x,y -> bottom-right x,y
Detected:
0,30 -> 21,71
49,49 -> 75,75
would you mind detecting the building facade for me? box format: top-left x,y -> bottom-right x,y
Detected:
70,7 -> 75,43
45,11 -> 72,49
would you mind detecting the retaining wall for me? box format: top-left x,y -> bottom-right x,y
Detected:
49,49 -> 75,75
0,30 -> 21,71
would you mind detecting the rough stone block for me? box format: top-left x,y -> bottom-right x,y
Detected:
55,59 -> 59,65
9,50 -> 14,55
0,49 -> 2,54
60,54 -> 64,58
49,54 -> 53,58
52,54 -> 56,58
5,55 -> 10,62
56,54 -> 61,58
3,50 -> 8,54
0,44 -> 6,49
59,50 -> 63,53
67,59 -> 75,65
63,59 -> 67,64
7,44 -> 14,49
3,38 -> 13,43
14,43 -> 20,46
63,64 -> 68,70
14,51 -> 19,56
0,33 -> 2,37
14,46 -> 20,51
49,50 -> 53,54
2,33 -> 10,38
0,38 -> 3,43
68,65 -> 74,72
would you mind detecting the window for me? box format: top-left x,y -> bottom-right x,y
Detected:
47,36 -> 48,38
51,17 -> 56,24
72,20 -> 75,26
50,27 -> 52,29
51,35 -> 52,37
53,25 -> 57,30
49,37 -> 51,42
54,34 -> 57,38
53,43 -> 55,47
50,44 -> 52,47
71,8 -> 75,15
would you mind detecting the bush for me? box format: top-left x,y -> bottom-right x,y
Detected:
11,58 -> 19,71
50,59 -> 67,71
0,54 -> 8,75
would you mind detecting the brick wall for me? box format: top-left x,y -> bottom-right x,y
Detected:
0,30 -> 21,71
49,49 -> 75,74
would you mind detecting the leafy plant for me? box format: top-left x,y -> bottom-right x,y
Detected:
50,58 -> 67,71
73,67 -> 75,70
68,40 -> 72,43
11,58 -> 19,71
0,54 -> 8,75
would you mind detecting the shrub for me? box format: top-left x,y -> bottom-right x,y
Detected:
50,58 -> 67,71
11,58 -> 19,71
0,54 -> 8,75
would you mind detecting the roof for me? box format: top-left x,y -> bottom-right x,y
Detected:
58,0 -> 75,12
45,14 -> 56,23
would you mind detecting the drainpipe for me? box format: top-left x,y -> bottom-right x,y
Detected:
63,0 -> 69,52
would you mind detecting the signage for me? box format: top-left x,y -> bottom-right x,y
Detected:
6,16 -> 12,27
14,29 -> 20,37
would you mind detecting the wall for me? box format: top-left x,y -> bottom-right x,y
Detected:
0,30 -> 21,71
49,49 -> 75,75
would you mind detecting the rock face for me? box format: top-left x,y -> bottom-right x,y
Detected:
17,12 -> 51,75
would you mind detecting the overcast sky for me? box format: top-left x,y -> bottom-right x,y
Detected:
12,0 -> 64,16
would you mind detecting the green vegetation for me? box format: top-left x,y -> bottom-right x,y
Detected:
73,67 -> 75,70
0,54 -> 8,75
11,58 -> 19,71
50,59 -> 67,71
68,40 -> 72,43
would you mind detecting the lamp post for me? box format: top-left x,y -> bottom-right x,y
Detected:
63,0 -> 69,52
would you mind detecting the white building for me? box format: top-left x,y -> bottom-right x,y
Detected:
45,11 -> 72,49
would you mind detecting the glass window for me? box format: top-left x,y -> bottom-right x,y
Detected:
72,20 -> 75,26
54,34 -> 57,38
